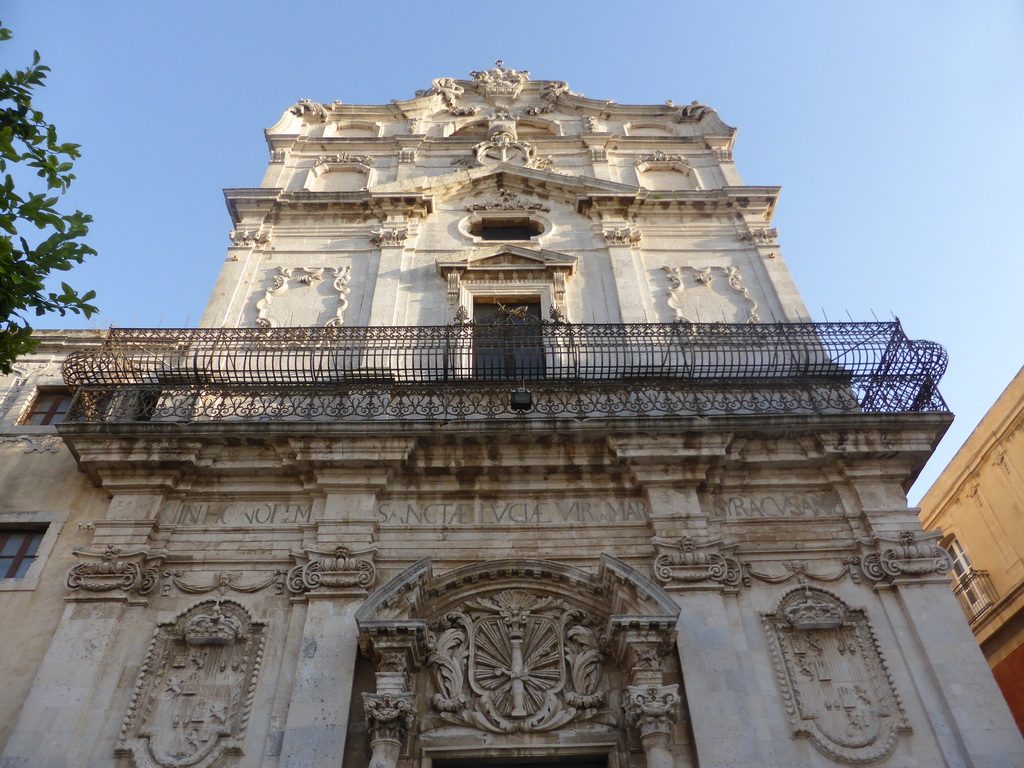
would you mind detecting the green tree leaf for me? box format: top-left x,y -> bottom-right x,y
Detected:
0,24 -> 97,373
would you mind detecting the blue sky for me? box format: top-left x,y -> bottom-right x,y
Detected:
5,1 -> 1023,501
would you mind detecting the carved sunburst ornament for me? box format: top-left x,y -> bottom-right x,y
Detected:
427,588 -> 604,733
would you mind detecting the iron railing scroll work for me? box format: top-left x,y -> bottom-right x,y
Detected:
60,321 -> 949,424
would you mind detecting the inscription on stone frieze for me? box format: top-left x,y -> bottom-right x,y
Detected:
167,502 -> 314,526
376,498 -> 647,526
708,492 -> 842,520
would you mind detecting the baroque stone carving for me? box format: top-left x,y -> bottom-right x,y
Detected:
289,98 -> 329,121
663,265 -> 760,323
67,544 -> 162,595
739,227 -> 778,246
415,77 -> 464,108
603,227 -> 642,246
449,106 -> 481,117
369,226 -> 409,247
859,530 -> 951,583
635,150 -> 687,165
676,100 -> 716,121
254,266 -> 353,328
0,434 -> 64,453
117,599 -> 265,768
426,588 -> 605,733
624,683 -> 680,737
315,152 -> 372,168
228,229 -> 271,248
470,61 -> 530,102
287,543 -> 377,594
711,148 -> 733,162
466,188 -> 550,212
473,130 -> 536,167
745,559 -> 861,586
762,588 -> 909,764
363,692 -> 416,768
163,570 -> 284,596
651,536 -> 743,589
363,691 -> 415,742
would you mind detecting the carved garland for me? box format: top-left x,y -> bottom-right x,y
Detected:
426,588 -> 605,733
117,599 -> 266,768
762,588 -> 909,764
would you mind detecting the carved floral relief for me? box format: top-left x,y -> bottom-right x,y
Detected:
287,543 -> 377,595
117,600 -> 266,768
762,588 -> 909,764
426,588 -> 605,733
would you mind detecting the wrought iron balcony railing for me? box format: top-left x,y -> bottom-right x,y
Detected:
60,321 -> 948,423
952,570 -> 997,625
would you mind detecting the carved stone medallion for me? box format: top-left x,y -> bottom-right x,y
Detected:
117,600 -> 265,768
762,588 -> 909,764
427,588 -> 604,733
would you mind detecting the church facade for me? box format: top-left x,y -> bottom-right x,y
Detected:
1,64 -> 1021,767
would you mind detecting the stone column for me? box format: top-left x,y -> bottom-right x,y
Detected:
366,221 -> 412,327
362,693 -> 415,768
625,684 -> 681,768
602,226 -> 650,323
277,440 -> 414,767
611,433 -> 777,767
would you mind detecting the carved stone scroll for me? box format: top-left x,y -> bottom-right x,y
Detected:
859,530 -> 952,583
287,543 -> 377,596
662,265 -> 760,323
117,600 -> 266,768
425,588 -> 605,733
762,588 -> 909,764
66,544 -> 163,596
651,536 -> 743,589
254,266 -> 353,328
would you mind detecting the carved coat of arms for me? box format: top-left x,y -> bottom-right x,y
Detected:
117,600 -> 265,768
427,589 -> 604,733
762,588 -> 909,764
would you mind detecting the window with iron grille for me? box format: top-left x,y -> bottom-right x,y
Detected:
0,528 -> 47,579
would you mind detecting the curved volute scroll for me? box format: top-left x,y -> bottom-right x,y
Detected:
356,557 -> 684,765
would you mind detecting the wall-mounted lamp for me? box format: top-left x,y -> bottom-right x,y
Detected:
510,389 -> 533,412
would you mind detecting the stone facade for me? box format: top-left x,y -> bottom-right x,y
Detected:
920,364 -> 1024,734
1,65 -> 1022,767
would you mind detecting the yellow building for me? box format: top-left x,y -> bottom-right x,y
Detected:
920,364 -> 1024,732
